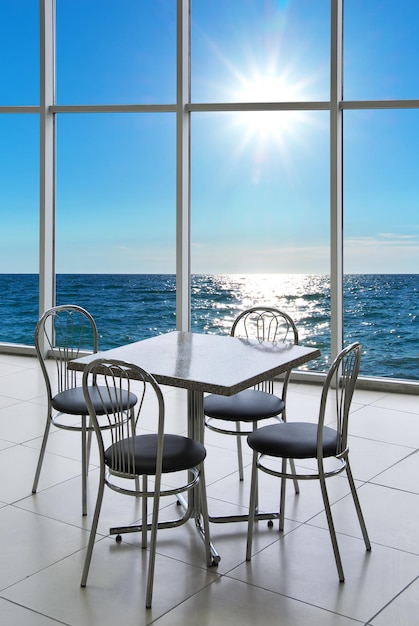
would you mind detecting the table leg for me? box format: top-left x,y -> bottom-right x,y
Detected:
192,391 -> 282,528
187,389 -> 220,564
108,388 -> 219,560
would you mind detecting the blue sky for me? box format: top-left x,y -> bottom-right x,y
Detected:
1,0 -> 418,274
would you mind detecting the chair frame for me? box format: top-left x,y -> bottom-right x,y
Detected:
80,358 -> 212,608
204,306 -> 300,485
246,342 -> 371,582
32,304 -> 112,515
32,304 -> 98,515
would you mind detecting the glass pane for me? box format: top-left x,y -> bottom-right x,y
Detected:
0,115 -> 39,345
344,109 -> 419,380
191,110 -> 330,370
56,0 -> 176,105
192,0 -> 330,103
0,0 -> 39,105
344,0 -> 419,100
55,113 -> 176,348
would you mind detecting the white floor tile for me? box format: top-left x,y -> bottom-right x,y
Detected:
0,368 -> 46,402
372,392 -> 419,415
370,576 -> 419,626
2,538 -> 220,626
0,505 -> 90,590
153,576 -> 362,626
0,444 -> 82,503
371,449 -> 419,494
0,598 -> 62,625
0,401 -> 50,444
229,524 -> 419,623
349,404 -> 419,449
310,482 -> 419,555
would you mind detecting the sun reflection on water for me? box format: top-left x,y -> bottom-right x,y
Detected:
191,273 -> 331,370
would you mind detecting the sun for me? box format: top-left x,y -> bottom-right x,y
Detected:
220,67 -> 313,183
231,62 -> 308,103
198,25 -> 325,181
206,42 -> 321,174
228,62 -> 315,141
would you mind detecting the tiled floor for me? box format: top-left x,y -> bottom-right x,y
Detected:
0,353 -> 418,625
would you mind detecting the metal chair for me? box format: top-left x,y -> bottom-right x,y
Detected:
32,304 -> 137,515
204,306 -> 299,484
80,358 -> 212,608
246,342 -> 371,582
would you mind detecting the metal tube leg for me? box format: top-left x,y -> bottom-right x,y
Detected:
198,463 -> 213,566
81,414 -> 87,516
86,416 -> 93,473
289,458 -> 300,494
146,473 -> 162,608
236,425 -> 244,481
253,421 -> 259,511
246,451 -> 258,560
142,475 -> 148,548
188,389 -> 221,564
32,413 -> 51,493
319,470 -> 345,582
346,460 -> 371,551
281,409 -> 299,494
81,468 -> 105,587
187,390 -> 204,515
279,458 -> 287,531
188,390 -> 204,443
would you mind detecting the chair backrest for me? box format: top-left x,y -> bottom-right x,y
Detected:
231,307 -> 299,345
82,358 -> 164,479
231,307 -> 299,395
318,342 -> 362,458
35,304 -> 98,399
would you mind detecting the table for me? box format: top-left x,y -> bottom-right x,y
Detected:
69,331 -> 320,562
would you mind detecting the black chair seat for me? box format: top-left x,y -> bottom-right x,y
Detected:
247,422 -> 338,459
52,386 -> 138,416
204,389 -> 284,422
105,433 -> 207,475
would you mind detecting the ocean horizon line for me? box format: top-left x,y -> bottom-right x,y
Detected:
2,272 -> 419,277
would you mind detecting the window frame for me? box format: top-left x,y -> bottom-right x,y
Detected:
0,0 -> 418,392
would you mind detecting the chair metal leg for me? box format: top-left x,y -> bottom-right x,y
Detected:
145,472 -> 162,608
198,463 -> 213,566
279,458 -> 287,531
289,458 -> 300,494
80,467 -> 106,587
142,475 -> 148,548
280,412 -> 299,495
81,414 -> 88,516
318,469 -> 345,582
236,424 -> 244,481
86,416 -> 93,473
251,421 -> 260,512
32,414 -> 51,493
346,459 -> 371,551
246,451 -> 259,560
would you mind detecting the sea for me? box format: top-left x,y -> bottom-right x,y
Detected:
1,273 -> 418,381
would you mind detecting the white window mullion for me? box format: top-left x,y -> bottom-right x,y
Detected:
330,0 -> 344,360
176,0 -> 191,331
39,0 -> 56,326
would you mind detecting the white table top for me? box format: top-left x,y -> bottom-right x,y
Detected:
70,331 -> 320,396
